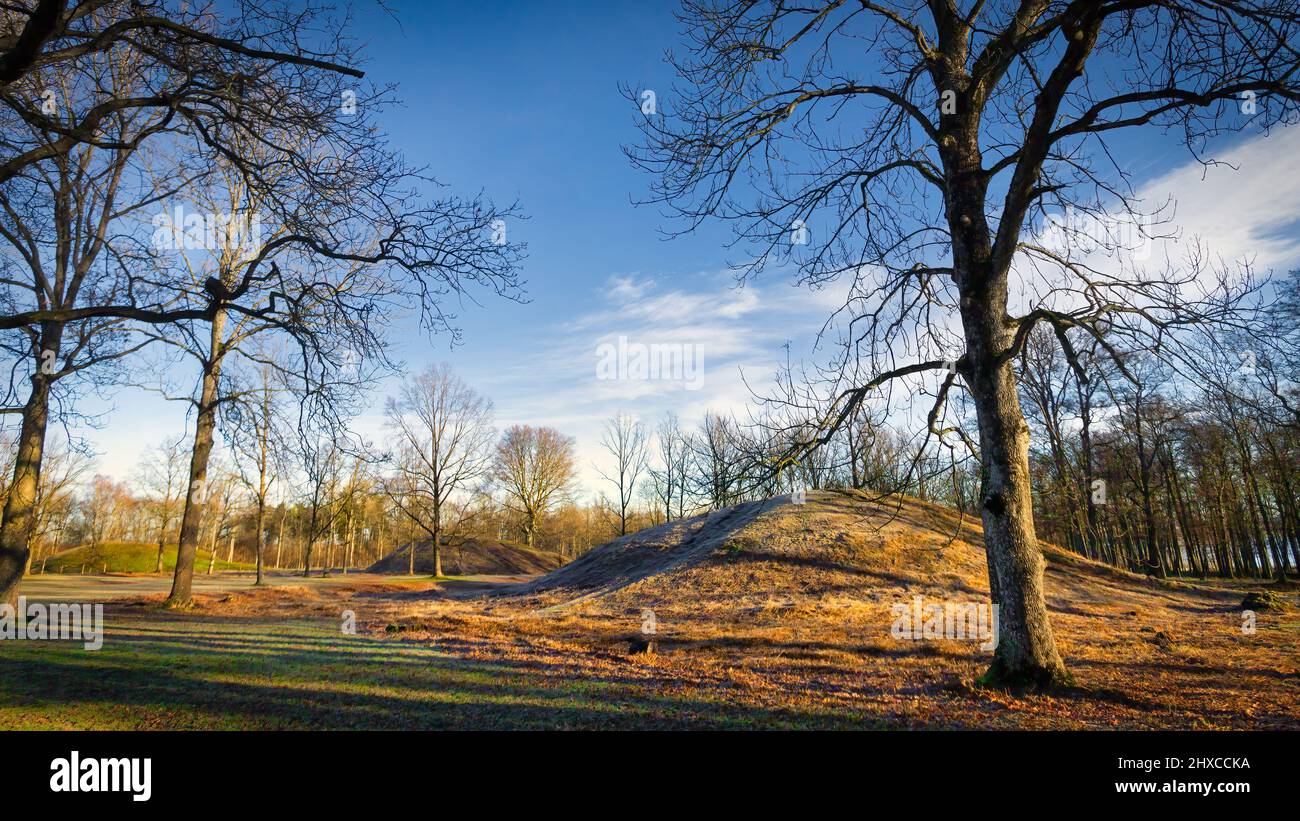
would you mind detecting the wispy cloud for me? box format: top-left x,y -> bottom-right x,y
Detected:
482,271 -> 844,495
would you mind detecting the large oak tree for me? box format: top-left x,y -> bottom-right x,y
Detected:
630,0 -> 1299,688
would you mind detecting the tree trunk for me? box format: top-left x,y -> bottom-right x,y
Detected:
274,506 -> 286,569
206,522 -> 219,576
1135,427 -> 1165,578
432,507 -> 443,578
254,500 -> 266,586
432,498 -> 443,577
165,310 -> 226,607
0,324 -> 60,607
343,519 -> 354,575
962,303 -> 1070,690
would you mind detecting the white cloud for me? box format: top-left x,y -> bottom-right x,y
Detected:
489,272 -> 846,496
1139,125 -> 1300,270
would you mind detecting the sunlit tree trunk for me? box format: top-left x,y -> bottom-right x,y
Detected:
0,323 -> 61,607
166,309 -> 226,606
959,262 -> 1069,688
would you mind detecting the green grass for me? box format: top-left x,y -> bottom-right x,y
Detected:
39,542 -> 254,574
0,612 -> 879,730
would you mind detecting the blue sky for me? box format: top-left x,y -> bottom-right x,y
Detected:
75,1 -> 1300,496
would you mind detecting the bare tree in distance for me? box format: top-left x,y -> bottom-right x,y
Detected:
382,363 -> 495,577
295,427 -> 364,578
628,0 -> 1296,689
650,411 -> 691,521
226,358 -> 287,585
23,435 -> 89,570
135,435 -> 187,574
492,425 -> 577,548
691,411 -> 747,510
597,411 -> 649,536
200,465 -> 236,576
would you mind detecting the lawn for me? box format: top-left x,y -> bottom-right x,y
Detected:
0,607 -> 878,730
37,542 -> 253,575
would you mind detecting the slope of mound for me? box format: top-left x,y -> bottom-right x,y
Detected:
495,492 -> 1300,728
41,542 -> 252,574
367,537 -> 564,576
513,489 -> 1153,612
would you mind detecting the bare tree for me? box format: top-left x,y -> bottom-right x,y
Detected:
629,0 -> 1297,689
200,466 -> 236,576
0,1 -> 365,206
148,106 -> 522,606
135,435 -> 187,573
596,411 -> 648,536
492,425 -> 577,548
84,473 -> 128,552
24,435 -> 88,570
295,429 -> 358,577
0,2 -> 526,607
227,359 -> 286,585
0,57 -> 159,603
650,411 -> 690,521
0,0 -> 372,349
690,412 -> 746,510
382,363 -> 495,577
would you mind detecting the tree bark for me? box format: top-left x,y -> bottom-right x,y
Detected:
432,520 -> 443,578
274,506 -> 286,570
254,499 -> 266,585
0,375 -> 49,605
206,524 -> 219,575
962,301 -> 1070,689
165,309 -> 226,607
0,323 -> 60,607
432,497 -> 442,578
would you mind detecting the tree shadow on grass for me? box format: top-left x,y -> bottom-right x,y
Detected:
0,617 -> 882,730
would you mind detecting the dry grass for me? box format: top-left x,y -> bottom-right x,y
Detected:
160,490 -> 1299,729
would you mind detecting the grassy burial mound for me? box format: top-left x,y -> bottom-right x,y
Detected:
367,536 -> 565,577
39,542 -> 253,575
514,490 -> 1214,611
477,490 -> 1297,728
514,491 -> 998,606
